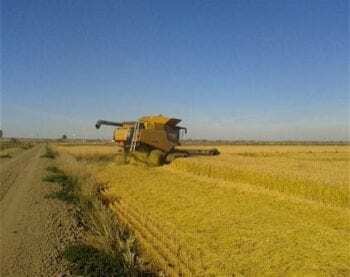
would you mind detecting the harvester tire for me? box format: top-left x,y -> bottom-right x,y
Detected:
148,150 -> 165,166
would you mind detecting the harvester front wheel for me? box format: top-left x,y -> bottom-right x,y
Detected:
148,149 -> 165,166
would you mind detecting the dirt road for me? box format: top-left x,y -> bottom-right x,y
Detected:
0,145 -> 79,276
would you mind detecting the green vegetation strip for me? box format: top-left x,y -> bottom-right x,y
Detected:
41,145 -> 58,159
63,244 -> 123,276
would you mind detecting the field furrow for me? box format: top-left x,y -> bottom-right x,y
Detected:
113,198 -> 211,275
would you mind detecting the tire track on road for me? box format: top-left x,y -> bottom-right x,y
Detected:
0,146 -> 40,201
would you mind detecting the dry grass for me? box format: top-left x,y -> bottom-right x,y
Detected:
58,144 -> 350,276
56,144 -> 124,163
50,148 -> 150,275
0,141 -> 35,159
0,139 -> 34,150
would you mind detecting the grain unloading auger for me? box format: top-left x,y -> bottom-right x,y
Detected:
95,115 -> 219,165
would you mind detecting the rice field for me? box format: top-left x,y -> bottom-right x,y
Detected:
56,144 -> 123,162
57,144 -> 350,276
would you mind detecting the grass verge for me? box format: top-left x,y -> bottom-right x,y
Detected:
63,244 -> 124,276
43,164 -> 152,276
41,144 -> 58,159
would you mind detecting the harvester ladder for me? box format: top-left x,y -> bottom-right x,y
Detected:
130,121 -> 140,152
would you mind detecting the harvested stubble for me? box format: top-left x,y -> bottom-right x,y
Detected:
110,198 -> 206,276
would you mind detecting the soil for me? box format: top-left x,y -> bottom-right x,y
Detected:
0,145 -> 81,277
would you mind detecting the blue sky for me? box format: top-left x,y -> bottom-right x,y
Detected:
2,0 -> 349,140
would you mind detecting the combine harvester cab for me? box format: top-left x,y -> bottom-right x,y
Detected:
95,115 -> 219,165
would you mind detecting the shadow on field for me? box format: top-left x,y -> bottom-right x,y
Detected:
63,244 -> 126,276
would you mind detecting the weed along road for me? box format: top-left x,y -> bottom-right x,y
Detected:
0,145 -> 78,276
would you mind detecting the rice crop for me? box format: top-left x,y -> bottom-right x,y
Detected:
170,146 -> 350,208
59,144 -> 350,276
56,145 -> 123,163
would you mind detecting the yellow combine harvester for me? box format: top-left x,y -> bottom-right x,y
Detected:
95,115 -> 219,164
